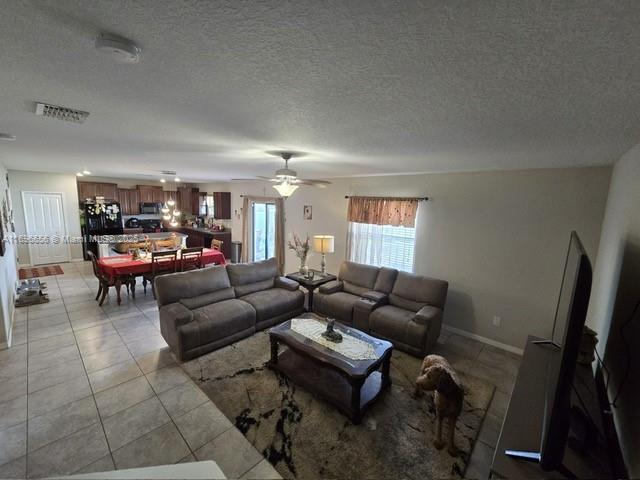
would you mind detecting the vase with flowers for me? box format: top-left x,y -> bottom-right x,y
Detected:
288,233 -> 311,275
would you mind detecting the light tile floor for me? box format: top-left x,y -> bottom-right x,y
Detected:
0,261 -> 519,479
0,262 -> 280,479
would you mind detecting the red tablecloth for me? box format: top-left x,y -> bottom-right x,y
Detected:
98,248 -> 226,278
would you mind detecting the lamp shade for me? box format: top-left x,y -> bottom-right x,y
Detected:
313,235 -> 335,254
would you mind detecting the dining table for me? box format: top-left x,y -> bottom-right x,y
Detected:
98,248 -> 226,304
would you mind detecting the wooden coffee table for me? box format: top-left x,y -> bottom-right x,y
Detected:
269,313 -> 393,424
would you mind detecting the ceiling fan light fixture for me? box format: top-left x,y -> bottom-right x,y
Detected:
273,182 -> 298,198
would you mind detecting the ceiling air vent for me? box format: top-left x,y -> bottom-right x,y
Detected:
35,102 -> 90,124
160,170 -> 177,176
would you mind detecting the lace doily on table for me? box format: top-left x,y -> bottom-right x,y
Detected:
290,318 -> 379,361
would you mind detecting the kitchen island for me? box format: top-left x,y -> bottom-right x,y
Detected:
98,231 -> 188,257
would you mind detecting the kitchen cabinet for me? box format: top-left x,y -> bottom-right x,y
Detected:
177,187 -> 200,215
213,192 -> 231,219
169,227 -> 232,259
78,182 -> 118,203
137,185 -> 164,203
117,188 -> 140,215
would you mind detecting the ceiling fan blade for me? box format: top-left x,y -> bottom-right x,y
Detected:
295,179 -> 332,185
256,176 -> 280,182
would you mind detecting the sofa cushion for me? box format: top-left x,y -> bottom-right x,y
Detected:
369,305 -> 427,349
226,258 -> 278,297
155,266 -> 231,307
240,288 -> 304,323
373,267 -> 398,294
339,261 -> 379,296
182,299 -> 256,350
314,291 -> 361,324
179,288 -> 235,310
389,271 -> 449,312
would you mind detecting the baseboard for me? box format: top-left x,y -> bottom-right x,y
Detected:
442,324 -> 524,356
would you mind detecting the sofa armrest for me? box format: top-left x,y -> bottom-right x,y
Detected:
413,305 -> 442,325
319,280 -> 343,294
362,290 -> 388,305
160,302 -> 194,329
275,276 -> 300,291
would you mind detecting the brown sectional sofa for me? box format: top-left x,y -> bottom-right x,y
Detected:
156,257 -> 304,360
314,261 -> 448,357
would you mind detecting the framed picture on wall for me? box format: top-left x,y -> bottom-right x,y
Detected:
303,205 -> 312,220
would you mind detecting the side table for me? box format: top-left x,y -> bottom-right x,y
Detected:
285,270 -> 337,311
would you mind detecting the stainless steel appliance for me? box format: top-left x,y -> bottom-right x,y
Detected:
140,202 -> 162,214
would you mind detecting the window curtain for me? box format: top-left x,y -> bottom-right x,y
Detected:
346,197 -> 420,272
240,195 -> 285,273
347,196 -> 418,227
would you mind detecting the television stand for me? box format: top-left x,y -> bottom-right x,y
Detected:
490,336 -> 613,479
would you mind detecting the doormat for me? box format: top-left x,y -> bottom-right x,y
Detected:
19,265 -> 64,279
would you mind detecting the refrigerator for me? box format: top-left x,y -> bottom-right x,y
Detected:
82,201 -> 124,259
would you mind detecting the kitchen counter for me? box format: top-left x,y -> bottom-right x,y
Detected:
166,227 -> 232,258
101,232 -> 188,256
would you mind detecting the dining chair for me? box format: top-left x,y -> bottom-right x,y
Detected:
143,250 -> 178,299
211,238 -> 223,251
88,251 -> 130,306
180,247 -> 204,272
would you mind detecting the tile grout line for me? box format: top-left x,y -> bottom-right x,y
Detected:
108,317 -> 202,462
61,278 -> 119,474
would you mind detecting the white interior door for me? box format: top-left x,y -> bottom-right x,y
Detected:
22,192 -> 70,265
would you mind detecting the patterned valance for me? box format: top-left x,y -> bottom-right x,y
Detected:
347,196 -> 419,228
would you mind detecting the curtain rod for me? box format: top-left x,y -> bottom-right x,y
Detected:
344,195 -> 428,201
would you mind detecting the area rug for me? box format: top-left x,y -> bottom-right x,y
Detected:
18,264 -> 64,279
182,331 -> 495,479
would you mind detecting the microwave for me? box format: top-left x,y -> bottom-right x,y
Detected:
140,202 -> 162,214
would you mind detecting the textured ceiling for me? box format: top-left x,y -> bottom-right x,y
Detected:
1,1 -> 640,181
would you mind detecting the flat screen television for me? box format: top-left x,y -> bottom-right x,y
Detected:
507,231 -> 592,472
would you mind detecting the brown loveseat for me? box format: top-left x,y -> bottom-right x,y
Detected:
314,261 -> 448,357
156,258 -> 304,360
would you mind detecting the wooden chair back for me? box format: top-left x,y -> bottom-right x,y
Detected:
87,251 -> 102,279
180,247 -> 203,271
150,250 -> 178,276
211,239 -> 223,251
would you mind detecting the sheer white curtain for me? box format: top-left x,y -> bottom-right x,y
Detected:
347,221 -> 417,272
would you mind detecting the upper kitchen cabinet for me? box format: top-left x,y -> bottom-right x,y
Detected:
117,188 -> 140,215
213,192 -> 231,219
177,187 -> 200,215
137,185 -> 164,203
78,181 -> 118,202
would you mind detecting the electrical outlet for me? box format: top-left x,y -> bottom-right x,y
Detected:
493,316 -> 501,327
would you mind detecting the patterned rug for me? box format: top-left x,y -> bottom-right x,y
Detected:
18,264 -> 64,279
182,331 -> 495,479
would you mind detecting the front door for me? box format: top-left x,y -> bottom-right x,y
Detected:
22,192 -> 70,265
252,201 -> 276,262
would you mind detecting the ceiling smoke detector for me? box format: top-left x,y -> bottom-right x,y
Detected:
35,102 -> 89,124
0,133 -> 16,141
95,33 -> 141,63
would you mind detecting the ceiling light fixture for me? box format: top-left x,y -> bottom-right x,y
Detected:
273,181 -> 299,198
76,172 -> 84,177
0,133 -> 16,141
95,33 -> 141,63
174,177 -> 181,182
160,178 -> 166,183
82,170 -> 91,175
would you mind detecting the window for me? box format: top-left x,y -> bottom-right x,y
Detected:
347,221 -> 416,272
252,201 -> 276,261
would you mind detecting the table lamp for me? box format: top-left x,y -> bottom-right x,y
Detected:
313,235 -> 334,275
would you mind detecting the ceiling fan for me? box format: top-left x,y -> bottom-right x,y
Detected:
234,152 -> 331,197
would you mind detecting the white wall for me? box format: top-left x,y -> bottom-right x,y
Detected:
9,170 -> 83,265
0,163 -> 18,347
586,144 -> 640,477
228,166 -> 610,350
